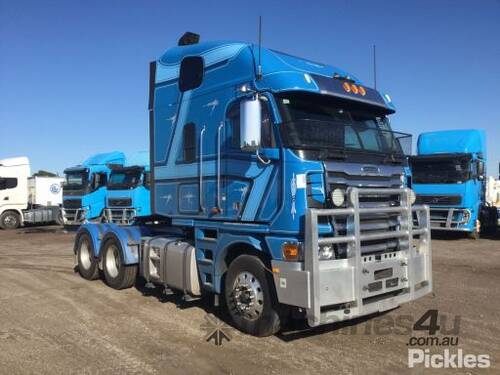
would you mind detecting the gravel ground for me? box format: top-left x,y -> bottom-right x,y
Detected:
0,226 -> 499,374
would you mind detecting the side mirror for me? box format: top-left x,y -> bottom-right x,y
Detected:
477,161 -> 485,180
240,97 -> 261,152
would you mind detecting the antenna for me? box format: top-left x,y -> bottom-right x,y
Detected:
257,16 -> 263,80
373,44 -> 377,89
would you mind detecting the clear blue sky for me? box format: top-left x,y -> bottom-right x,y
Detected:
1,0 -> 499,175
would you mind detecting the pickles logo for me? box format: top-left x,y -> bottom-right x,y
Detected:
407,310 -> 491,369
201,314 -> 232,347
50,184 -> 61,194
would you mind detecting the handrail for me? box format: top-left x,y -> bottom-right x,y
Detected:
199,126 -> 206,212
216,122 -> 224,212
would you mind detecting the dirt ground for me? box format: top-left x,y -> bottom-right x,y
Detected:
0,226 -> 499,374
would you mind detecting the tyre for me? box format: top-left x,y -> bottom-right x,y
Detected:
75,232 -> 99,280
468,229 -> 480,240
0,211 -> 21,230
102,237 -> 137,289
224,255 -> 281,337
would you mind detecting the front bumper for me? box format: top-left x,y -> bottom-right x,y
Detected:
271,187 -> 432,327
104,208 -> 136,225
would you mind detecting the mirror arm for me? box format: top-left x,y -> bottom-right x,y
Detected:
256,149 -> 271,165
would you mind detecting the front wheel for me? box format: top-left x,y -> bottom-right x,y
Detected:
102,237 -> 137,289
0,211 -> 21,230
224,255 -> 281,337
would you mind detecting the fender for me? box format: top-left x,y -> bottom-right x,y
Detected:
75,223 -> 104,257
98,224 -> 143,265
212,233 -> 266,294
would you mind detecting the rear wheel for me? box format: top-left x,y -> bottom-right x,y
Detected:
0,211 -> 21,230
224,255 -> 281,337
102,237 -> 137,289
75,233 -> 99,280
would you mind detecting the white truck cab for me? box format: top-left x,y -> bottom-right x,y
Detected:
0,157 -> 63,229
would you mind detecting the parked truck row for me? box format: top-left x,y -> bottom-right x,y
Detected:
3,32 -> 497,336
62,151 -> 150,226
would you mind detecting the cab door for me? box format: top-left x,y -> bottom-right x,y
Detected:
221,96 -> 280,221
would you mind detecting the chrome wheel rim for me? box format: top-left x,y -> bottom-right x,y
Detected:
230,272 -> 264,320
4,215 -> 17,228
79,240 -> 92,270
105,244 -> 120,278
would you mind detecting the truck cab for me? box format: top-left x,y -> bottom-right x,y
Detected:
63,151 -> 125,225
0,157 -> 63,229
410,129 -> 497,238
73,36 -> 432,336
104,151 -> 151,225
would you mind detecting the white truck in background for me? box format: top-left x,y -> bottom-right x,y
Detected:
486,176 -> 500,226
0,157 -> 64,229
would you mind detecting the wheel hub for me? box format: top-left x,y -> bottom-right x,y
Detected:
230,272 -> 264,320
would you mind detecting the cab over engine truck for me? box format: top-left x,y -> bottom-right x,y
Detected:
73,34 -> 432,336
63,152 -> 125,225
410,129 -> 497,239
104,151 -> 151,225
0,157 -> 63,229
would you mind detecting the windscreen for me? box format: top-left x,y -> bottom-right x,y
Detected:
276,92 -> 411,162
108,169 -> 142,190
411,155 -> 471,184
64,171 -> 88,191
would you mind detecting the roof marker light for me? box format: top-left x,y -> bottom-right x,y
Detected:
342,82 -> 351,92
358,86 -> 366,96
351,84 -> 359,94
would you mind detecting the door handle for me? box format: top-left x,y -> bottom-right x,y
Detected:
3,197 -> 8,201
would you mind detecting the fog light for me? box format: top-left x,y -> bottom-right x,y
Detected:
331,188 -> 345,207
319,244 -> 335,260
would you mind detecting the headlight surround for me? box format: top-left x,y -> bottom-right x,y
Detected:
318,244 -> 335,260
331,188 -> 346,207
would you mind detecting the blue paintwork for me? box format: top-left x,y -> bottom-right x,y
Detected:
63,151 -> 125,222
413,129 -> 487,232
82,40 -> 406,294
105,151 -> 151,221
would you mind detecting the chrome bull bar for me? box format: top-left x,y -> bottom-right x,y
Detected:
305,187 -> 432,326
271,187 -> 432,327
62,208 -> 87,225
428,207 -> 471,230
103,208 -> 137,225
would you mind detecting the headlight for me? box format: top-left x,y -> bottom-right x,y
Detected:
319,244 -> 335,260
331,188 -> 345,207
409,189 -> 416,205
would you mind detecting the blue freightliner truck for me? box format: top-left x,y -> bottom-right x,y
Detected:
104,151 -> 151,225
63,152 -> 125,225
410,129 -> 497,239
73,33 -> 432,336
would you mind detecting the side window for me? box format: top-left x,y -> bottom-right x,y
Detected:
98,173 -> 107,188
179,56 -> 204,92
228,99 -> 275,149
0,177 -> 18,190
183,122 -> 197,162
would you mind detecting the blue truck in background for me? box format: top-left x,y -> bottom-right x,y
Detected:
72,33 -> 432,336
63,151 -> 125,224
104,151 -> 151,224
410,129 -> 497,239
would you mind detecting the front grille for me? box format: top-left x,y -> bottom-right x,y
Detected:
108,198 -> 132,207
416,195 -> 461,206
324,163 -> 405,256
63,199 -> 82,209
